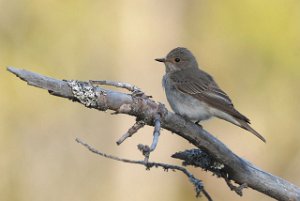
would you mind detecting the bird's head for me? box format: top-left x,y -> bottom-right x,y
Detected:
155,47 -> 198,73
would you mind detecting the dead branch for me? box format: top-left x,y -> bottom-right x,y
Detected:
7,67 -> 300,201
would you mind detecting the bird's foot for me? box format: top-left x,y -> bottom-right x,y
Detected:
195,121 -> 203,128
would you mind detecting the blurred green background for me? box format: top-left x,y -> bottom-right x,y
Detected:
1,0 -> 300,200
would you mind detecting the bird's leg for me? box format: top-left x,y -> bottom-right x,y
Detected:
195,121 -> 203,128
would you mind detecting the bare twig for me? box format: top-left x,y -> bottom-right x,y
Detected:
150,114 -> 161,151
223,175 -> 248,196
137,114 -> 162,162
116,121 -> 145,145
89,80 -> 140,93
75,138 -> 212,200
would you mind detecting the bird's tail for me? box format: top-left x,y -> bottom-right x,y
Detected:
237,119 -> 266,143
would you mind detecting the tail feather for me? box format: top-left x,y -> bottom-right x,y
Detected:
237,120 -> 266,143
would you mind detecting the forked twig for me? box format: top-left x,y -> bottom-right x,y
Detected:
223,174 -> 248,196
75,138 -> 213,201
137,114 -> 162,162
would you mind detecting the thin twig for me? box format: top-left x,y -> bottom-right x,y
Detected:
89,80 -> 140,93
116,121 -> 145,145
137,114 -> 162,162
75,138 -> 213,201
202,189 -> 213,201
150,114 -> 161,151
223,173 -> 248,196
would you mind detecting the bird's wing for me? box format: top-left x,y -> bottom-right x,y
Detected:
170,70 -> 250,123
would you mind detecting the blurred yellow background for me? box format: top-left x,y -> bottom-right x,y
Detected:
1,0 -> 300,200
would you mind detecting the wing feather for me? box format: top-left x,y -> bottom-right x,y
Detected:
170,69 -> 250,123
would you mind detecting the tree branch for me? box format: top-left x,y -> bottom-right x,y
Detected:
8,67 -> 300,201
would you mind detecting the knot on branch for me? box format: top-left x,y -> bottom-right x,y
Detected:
137,144 -> 151,158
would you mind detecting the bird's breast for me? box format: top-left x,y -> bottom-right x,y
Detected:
162,75 -> 212,121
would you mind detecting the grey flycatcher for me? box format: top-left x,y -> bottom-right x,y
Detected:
155,47 -> 266,142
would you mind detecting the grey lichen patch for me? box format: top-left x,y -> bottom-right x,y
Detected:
172,149 -> 225,176
67,80 -> 100,108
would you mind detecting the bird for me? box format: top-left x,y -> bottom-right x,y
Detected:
155,47 -> 266,142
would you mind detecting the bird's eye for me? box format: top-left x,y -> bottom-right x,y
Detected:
175,58 -> 181,62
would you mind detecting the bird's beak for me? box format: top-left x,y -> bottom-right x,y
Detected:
155,58 -> 166,63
